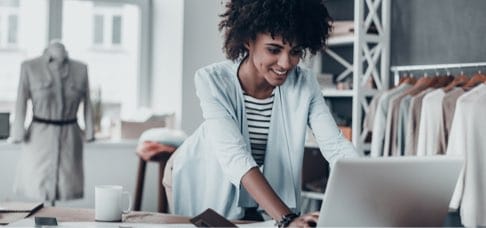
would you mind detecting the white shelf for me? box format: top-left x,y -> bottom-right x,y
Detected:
327,34 -> 380,47
321,88 -> 379,97
327,34 -> 354,46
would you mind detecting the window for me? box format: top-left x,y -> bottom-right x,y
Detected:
90,3 -> 123,48
0,0 -> 20,48
7,14 -> 17,43
63,0 -> 141,118
0,0 -> 150,137
0,0 -> 48,112
93,14 -> 104,44
111,15 -> 121,44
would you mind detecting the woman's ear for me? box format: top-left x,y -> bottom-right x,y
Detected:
244,41 -> 250,49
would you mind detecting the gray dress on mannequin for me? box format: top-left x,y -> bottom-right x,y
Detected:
11,43 -> 94,201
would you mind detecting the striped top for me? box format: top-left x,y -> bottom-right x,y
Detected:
244,91 -> 274,166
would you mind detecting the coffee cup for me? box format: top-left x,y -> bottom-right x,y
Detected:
95,185 -> 131,222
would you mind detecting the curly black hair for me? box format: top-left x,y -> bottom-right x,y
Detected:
219,0 -> 333,61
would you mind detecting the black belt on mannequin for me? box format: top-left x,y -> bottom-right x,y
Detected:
33,116 -> 77,126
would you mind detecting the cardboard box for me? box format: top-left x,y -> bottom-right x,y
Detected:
120,114 -> 175,139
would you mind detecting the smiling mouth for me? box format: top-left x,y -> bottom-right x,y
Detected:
272,69 -> 287,76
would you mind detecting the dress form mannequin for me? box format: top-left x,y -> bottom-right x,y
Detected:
12,40 -> 95,205
46,41 -> 68,62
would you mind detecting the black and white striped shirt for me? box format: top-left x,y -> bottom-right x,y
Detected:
244,91 -> 274,166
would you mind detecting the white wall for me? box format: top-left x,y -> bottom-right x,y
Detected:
150,0 -> 184,122
150,0 -> 226,134
180,0 -> 226,133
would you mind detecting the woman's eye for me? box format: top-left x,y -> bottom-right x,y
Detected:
267,48 -> 280,54
291,49 -> 303,57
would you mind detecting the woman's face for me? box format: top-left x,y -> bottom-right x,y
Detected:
245,33 -> 303,86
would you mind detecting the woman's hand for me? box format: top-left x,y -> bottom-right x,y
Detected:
288,212 -> 319,227
136,141 -> 177,161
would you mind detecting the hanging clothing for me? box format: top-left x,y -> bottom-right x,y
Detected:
370,83 -> 411,157
383,90 -> 413,156
447,84 -> 486,227
404,88 -> 433,156
362,91 -> 384,139
416,89 -> 446,156
440,87 -> 465,151
12,54 -> 94,201
170,60 -> 358,219
396,95 -> 412,156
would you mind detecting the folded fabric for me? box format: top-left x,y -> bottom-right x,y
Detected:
330,21 -> 354,36
138,128 -> 187,147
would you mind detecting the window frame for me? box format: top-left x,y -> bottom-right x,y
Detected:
92,6 -> 123,48
48,0 -> 152,108
0,3 -> 19,48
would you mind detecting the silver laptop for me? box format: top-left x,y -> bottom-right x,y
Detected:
317,156 -> 462,227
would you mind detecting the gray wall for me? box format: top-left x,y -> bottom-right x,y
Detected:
391,0 -> 486,67
324,0 -> 486,67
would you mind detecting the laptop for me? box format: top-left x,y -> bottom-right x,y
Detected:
317,156 -> 463,227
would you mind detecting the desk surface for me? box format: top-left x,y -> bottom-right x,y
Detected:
30,207 -> 190,224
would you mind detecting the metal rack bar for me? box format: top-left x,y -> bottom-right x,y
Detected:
391,62 -> 486,86
391,62 -> 486,72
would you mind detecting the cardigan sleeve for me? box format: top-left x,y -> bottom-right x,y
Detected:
305,70 -> 359,168
194,68 -> 257,187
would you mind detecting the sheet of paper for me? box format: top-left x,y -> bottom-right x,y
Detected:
0,202 -> 43,212
8,218 -> 196,227
0,212 -> 30,225
238,220 -> 275,227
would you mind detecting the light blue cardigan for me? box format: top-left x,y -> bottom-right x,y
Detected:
172,60 -> 358,219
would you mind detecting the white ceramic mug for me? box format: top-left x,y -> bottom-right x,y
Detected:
95,185 -> 132,222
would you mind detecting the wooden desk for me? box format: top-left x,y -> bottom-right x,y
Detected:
30,207 -> 190,224
22,207 -> 251,225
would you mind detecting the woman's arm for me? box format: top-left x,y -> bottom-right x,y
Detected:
241,167 -> 318,227
241,167 -> 291,218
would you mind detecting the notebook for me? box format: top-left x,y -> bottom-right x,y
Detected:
0,201 -> 43,225
317,156 -> 462,227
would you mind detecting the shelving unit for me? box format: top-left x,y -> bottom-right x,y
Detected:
315,0 -> 391,155
301,0 -> 390,212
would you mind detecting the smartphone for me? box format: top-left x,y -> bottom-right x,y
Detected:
190,208 -> 237,227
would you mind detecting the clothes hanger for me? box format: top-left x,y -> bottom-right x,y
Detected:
434,69 -> 454,88
404,70 -> 436,96
398,73 -> 410,85
462,68 -> 486,90
399,72 -> 416,85
443,68 -> 469,92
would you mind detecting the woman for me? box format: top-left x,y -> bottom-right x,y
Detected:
164,0 -> 359,226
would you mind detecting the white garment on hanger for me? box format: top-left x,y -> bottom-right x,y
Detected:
447,84 -> 486,227
370,84 -> 411,157
396,95 -> 412,156
416,89 -> 445,156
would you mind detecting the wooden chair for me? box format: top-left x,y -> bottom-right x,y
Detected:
132,128 -> 187,213
133,151 -> 172,213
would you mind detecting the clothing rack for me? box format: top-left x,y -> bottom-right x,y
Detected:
391,62 -> 486,85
